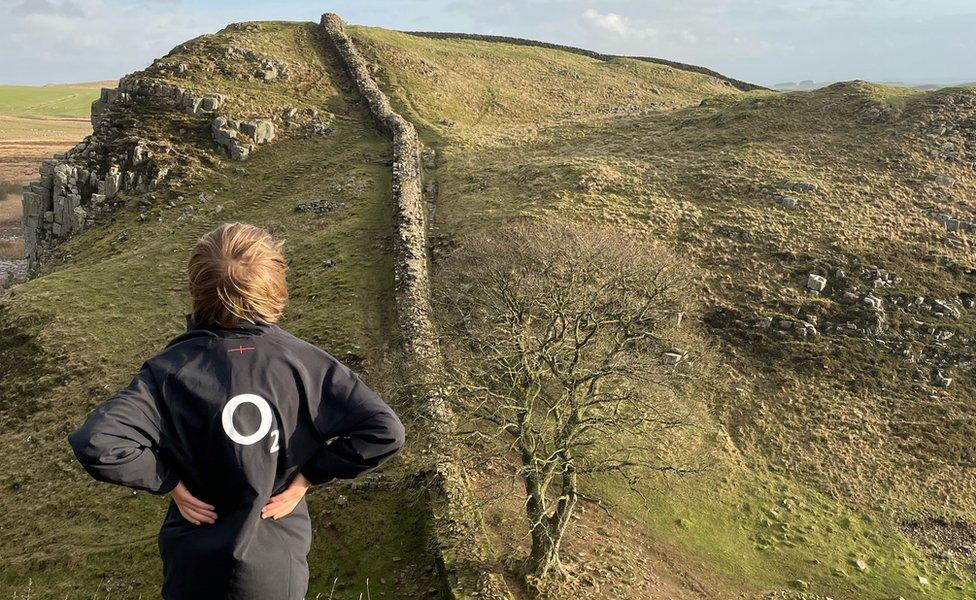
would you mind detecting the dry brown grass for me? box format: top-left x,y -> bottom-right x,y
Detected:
354,27 -> 976,597
0,193 -> 22,225
0,236 -> 24,260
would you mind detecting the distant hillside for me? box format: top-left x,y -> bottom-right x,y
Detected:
775,79 -> 976,91
2,14 -> 976,600
0,82 -> 102,183
0,82 -> 106,119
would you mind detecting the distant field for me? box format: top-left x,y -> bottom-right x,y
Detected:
0,82 -> 106,183
0,82 -> 113,118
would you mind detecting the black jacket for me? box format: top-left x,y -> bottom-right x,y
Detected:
67,318 -> 405,600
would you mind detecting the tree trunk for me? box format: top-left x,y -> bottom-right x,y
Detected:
524,458 -> 578,580
528,530 -> 562,579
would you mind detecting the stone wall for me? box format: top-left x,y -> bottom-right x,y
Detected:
403,31 -> 766,92
320,13 -> 510,600
22,75 -> 275,273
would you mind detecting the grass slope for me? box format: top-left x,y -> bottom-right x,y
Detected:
3,18 -> 975,600
0,22 -> 437,599
350,26 -> 976,598
0,83 -> 107,119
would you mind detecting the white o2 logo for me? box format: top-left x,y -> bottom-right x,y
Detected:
222,393 -> 279,453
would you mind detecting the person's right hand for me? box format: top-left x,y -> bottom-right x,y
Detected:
170,481 -> 217,525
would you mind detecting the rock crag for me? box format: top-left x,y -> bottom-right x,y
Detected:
22,75 -> 278,273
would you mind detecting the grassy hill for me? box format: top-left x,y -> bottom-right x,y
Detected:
2,17 -> 975,600
0,83 -> 111,119
0,23 -> 437,599
349,27 -> 976,598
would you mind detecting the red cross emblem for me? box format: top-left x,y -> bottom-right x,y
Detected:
229,345 -> 256,354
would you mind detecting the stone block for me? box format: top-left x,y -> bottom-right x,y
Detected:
806,273 -> 827,292
240,119 -> 275,144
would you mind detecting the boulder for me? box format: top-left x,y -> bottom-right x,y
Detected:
778,195 -> 798,209
934,174 -> 956,188
806,273 -> 827,292
863,294 -> 883,311
104,167 -> 122,198
199,95 -> 222,112
240,119 -> 275,144
662,352 -> 684,365
229,141 -> 252,161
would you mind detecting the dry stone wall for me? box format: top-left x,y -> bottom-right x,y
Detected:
321,13 -> 510,600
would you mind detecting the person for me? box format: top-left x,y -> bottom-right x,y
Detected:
67,222 -> 405,600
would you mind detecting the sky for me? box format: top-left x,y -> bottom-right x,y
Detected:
1,0 -> 974,87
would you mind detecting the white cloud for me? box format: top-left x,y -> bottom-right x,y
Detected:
581,8 -> 656,39
0,0 -> 219,84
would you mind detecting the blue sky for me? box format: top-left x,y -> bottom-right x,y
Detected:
1,0 -> 974,86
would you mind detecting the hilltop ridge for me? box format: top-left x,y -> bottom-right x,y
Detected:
2,13 -> 976,600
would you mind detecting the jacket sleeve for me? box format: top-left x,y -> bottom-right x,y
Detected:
67,362 -> 180,495
301,359 -> 406,485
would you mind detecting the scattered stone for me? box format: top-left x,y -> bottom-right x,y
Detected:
784,180 -> 817,192
778,195 -> 798,209
240,119 -> 276,144
806,273 -> 827,292
662,351 -> 684,365
789,579 -> 809,591
863,294 -> 883,311
931,299 -> 961,319
933,174 -> 956,188
294,200 -> 344,214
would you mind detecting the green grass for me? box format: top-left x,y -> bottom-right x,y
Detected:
4,16 -> 976,599
588,467 -> 974,598
0,83 -> 104,119
350,24 -> 976,597
0,22 -> 438,599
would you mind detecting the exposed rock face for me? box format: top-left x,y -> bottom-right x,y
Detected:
210,117 -> 275,161
20,92 -> 171,271
22,71 -> 282,272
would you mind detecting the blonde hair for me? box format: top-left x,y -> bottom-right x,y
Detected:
188,223 -> 288,327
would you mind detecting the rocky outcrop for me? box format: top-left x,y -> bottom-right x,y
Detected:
321,13 -> 510,600
211,117 -> 276,161
223,45 -> 292,81
22,73 -> 283,273
115,75 -> 227,116
915,88 -> 976,170
21,84 -> 173,271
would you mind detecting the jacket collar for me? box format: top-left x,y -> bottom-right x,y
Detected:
184,313 -> 275,336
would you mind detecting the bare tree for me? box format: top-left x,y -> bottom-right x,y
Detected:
434,221 -> 715,581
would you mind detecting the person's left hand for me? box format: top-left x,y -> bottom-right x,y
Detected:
261,472 -> 311,520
